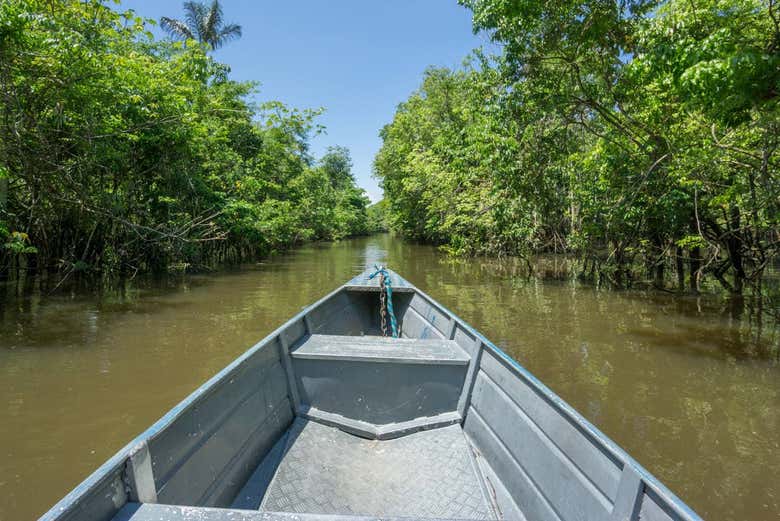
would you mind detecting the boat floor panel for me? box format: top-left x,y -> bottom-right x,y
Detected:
258,419 -> 496,520
113,503 -> 483,521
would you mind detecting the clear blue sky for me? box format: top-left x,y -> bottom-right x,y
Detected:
117,0 -> 492,202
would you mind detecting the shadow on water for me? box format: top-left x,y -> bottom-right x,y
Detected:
0,234 -> 778,521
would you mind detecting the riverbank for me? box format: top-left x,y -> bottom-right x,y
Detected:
0,2 -> 376,284
1,234 -> 778,520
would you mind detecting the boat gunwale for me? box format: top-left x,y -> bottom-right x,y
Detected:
39,284 -> 346,521
407,280 -> 704,521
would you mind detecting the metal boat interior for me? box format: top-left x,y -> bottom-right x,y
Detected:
41,268 -> 703,521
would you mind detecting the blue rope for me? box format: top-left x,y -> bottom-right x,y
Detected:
369,265 -> 398,338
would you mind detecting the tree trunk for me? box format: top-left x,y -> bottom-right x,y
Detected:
613,243 -> 625,289
0,173 -> 6,282
676,246 -> 685,292
0,175 -> 6,282
690,246 -> 701,294
726,206 -> 746,295
0,177 -> 7,214
651,236 -> 664,288
655,262 -> 664,288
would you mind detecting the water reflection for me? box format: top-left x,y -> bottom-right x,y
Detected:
0,234 -> 778,520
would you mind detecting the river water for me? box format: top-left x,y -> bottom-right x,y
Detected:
1,234 -> 778,520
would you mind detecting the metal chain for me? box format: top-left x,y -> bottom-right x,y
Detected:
369,265 -> 397,338
379,272 -> 387,336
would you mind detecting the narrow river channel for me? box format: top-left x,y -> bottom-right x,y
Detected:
1,234 -> 778,520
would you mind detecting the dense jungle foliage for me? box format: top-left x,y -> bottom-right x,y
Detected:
366,199 -> 390,233
0,0 -> 369,284
375,0 -> 780,295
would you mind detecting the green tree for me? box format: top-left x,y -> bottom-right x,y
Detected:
376,0 -> 779,296
161,0 -> 241,49
366,199 -> 389,233
320,146 -> 355,189
0,0 -> 367,285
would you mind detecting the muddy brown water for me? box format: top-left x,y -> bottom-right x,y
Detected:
1,234 -> 778,520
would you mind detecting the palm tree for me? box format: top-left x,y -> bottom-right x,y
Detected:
160,1 -> 242,50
